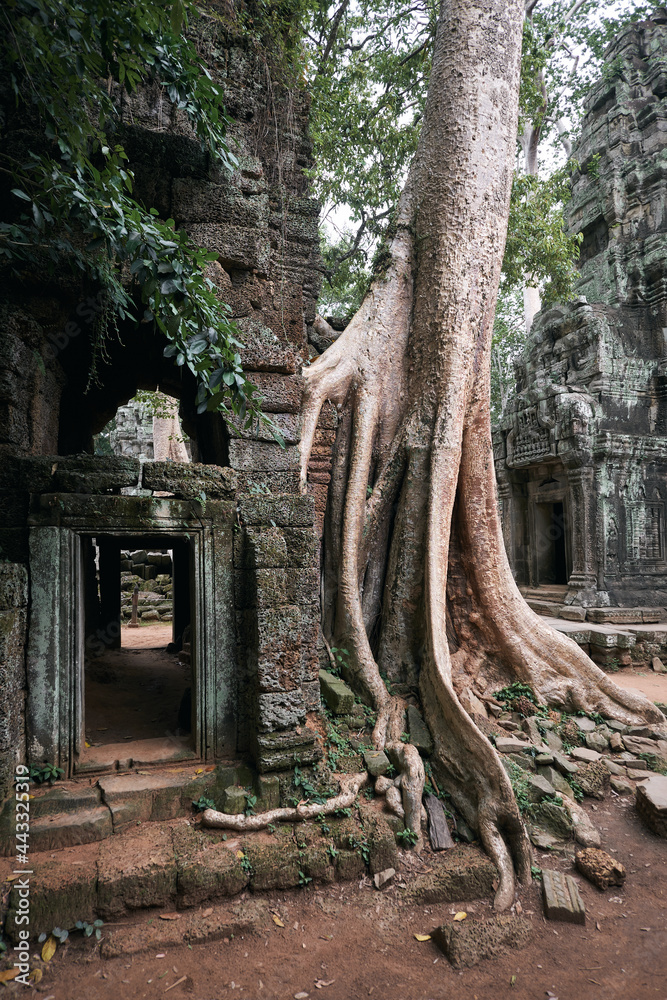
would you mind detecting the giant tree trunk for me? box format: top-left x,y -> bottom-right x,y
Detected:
299,0 -> 664,910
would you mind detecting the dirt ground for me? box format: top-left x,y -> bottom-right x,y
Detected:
613,667 -> 667,704
85,626 -> 189,745
22,785 -> 666,1000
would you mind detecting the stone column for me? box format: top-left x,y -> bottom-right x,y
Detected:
98,536 -> 121,650
496,477 -> 514,570
566,466 -> 598,598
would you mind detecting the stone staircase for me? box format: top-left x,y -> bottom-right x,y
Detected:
0,762 -> 253,856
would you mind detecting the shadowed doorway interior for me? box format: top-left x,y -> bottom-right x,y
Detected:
79,534 -> 196,771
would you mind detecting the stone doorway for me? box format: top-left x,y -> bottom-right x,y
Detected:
533,500 -> 568,586
79,535 -> 196,772
26,486 -> 238,777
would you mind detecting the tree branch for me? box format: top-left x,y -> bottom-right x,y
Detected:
317,0 -> 351,75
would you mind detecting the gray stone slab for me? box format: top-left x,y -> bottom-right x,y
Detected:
496,736 -> 533,754
552,751 -> 579,776
575,717 -> 596,732
363,749 -> 391,777
571,747 -> 602,763
527,774 -> 557,802
636,775 -> 667,836
407,704 -> 434,755
319,669 -> 355,715
542,869 -> 586,925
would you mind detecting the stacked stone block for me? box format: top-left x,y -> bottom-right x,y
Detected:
234,494 -> 322,771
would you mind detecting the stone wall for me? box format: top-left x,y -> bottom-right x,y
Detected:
495,10 -> 667,611
0,1 -> 323,472
0,5 -> 332,788
0,565 -> 28,802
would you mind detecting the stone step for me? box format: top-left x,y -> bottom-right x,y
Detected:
0,813 -> 498,944
526,599 -> 563,617
0,764 -> 248,855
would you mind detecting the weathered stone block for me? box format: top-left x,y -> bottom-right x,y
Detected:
142,461 -> 237,499
363,749 -> 391,777
254,728 -> 321,772
228,439 -> 300,472
636,774 -> 667,837
222,785 -> 249,815
319,669 -> 355,715
405,845 -> 497,904
172,825 -> 249,907
241,526 -> 288,568
246,373 -> 304,413
257,690 -> 306,731
541,869 -> 586,924
407,704 -> 433,755
237,494 -> 315,528
433,915 -> 533,968
302,679 -> 321,711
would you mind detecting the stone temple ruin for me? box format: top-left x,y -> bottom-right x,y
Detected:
0,9 -> 334,807
1,7 -> 667,945
495,11 -> 667,632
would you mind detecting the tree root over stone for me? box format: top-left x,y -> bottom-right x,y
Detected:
200,773 -> 368,832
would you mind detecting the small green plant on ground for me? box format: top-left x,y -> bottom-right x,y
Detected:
638,752 -> 667,775
332,806 -> 352,818
396,827 -> 419,847
239,853 -> 253,877
316,814 -> 332,836
38,919 -> 103,947
192,795 -> 216,812
530,865 -> 542,880
30,762 -> 64,785
494,681 -> 547,717
326,844 -> 338,861
328,647 -> 349,677
574,709 -> 606,726
568,780 -> 584,802
244,791 -> 258,815
75,920 -> 104,941
348,834 -> 370,865
298,870 -> 313,887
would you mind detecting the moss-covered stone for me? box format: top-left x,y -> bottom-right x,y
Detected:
406,845 -> 497,904
245,833 -> 301,890
173,825 -> 249,907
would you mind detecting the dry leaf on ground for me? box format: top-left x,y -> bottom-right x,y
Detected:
41,936 -> 57,962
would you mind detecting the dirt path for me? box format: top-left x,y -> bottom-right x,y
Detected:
121,623 -> 173,650
613,668 -> 667,704
28,792 -> 667,1000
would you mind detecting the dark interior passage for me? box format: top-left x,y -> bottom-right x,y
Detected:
534,500 -> 568,586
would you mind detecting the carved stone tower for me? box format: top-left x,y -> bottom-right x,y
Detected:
495,9 -> 667,610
